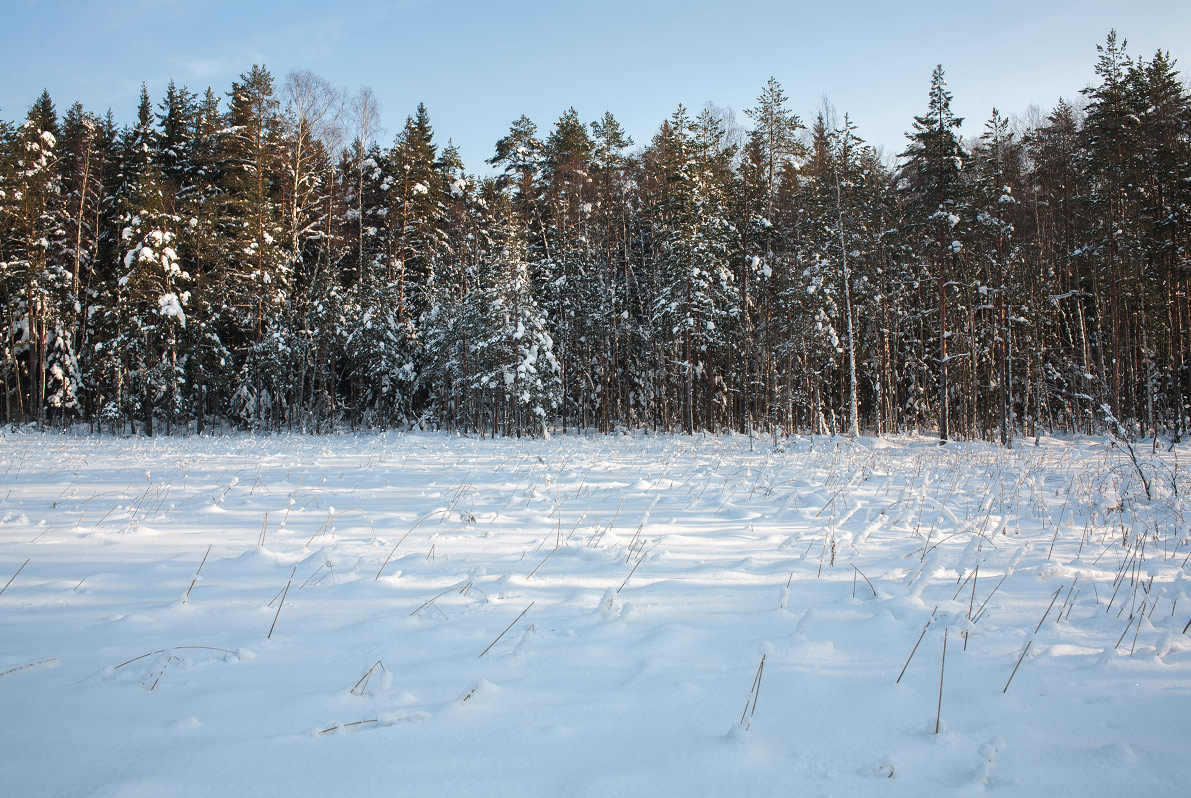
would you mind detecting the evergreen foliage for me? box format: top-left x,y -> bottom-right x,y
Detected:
1,34 -> 1188,441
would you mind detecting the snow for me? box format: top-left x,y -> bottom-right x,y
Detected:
157,293 -> 186,323
931,210 -> 961,229
1,431 -> 1189,796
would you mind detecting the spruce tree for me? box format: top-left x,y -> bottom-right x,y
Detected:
220,66 -> 290,427
388,103 -> 448,323
645,106 -> 738,433
900,65 -> 968,443
103,85 -> 189,433
587,112 -> 634,430
474,189 -> 560,436
971,109 -> 1024,445
540,107 -> 596,430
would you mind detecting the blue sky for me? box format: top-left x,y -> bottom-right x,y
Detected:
2,0 -> 1187,171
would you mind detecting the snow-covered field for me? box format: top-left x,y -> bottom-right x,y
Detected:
1,430 -> 1189,796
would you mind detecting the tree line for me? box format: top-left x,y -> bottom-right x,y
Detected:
1,32 -> 1187,441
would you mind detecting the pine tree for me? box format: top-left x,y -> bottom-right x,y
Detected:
57,101 -> 110,419
0,113 -> 19,422
745,78 -> 802,230
1,32 -> 1188,437
6,91 -> 69,424
829,115 -> 867,436
1022,98 -> 1092,436
489,115 -> 544,237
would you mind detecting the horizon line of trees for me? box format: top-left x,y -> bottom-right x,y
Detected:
1,31 -> 1188,443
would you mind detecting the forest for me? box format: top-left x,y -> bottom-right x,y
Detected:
0,31 -> 1187,441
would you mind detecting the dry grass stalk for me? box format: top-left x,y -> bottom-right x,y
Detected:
617,543 -> 656,594
0,657 -> 57,678
599,490 -> 627,541
268,566 -> 298,607
953,567 -> 976,597
183,546 -> 212,603
375,509 -> 450,580
971,574 -> 1010,625
479,602 -> 534,658
1115,615 -> 1137,649
305,508 -> 376,547
1129,603 -> 1146,654
1104,578 -> 1123,614
1003,639 -> 1033,693
460,582 -> 489,602
527,544 -> 560,580
1055,580 -> 1077,623
964,565 -> 978,650
935,628 -> 948,734
739,654 -> 767,731
0,559 -> 29,597
320,719 -> 379,734
350,660 -> 385,695
409,583 -> 464,624
563,512 -> 588,545
269,576 -> 293,639
897,607 -> 938,684
850,564 -> 877,597
1035,585 -> 1064,634
146,654 -> 175,690
114,645 -> 235,670
299,561 -> 332,590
